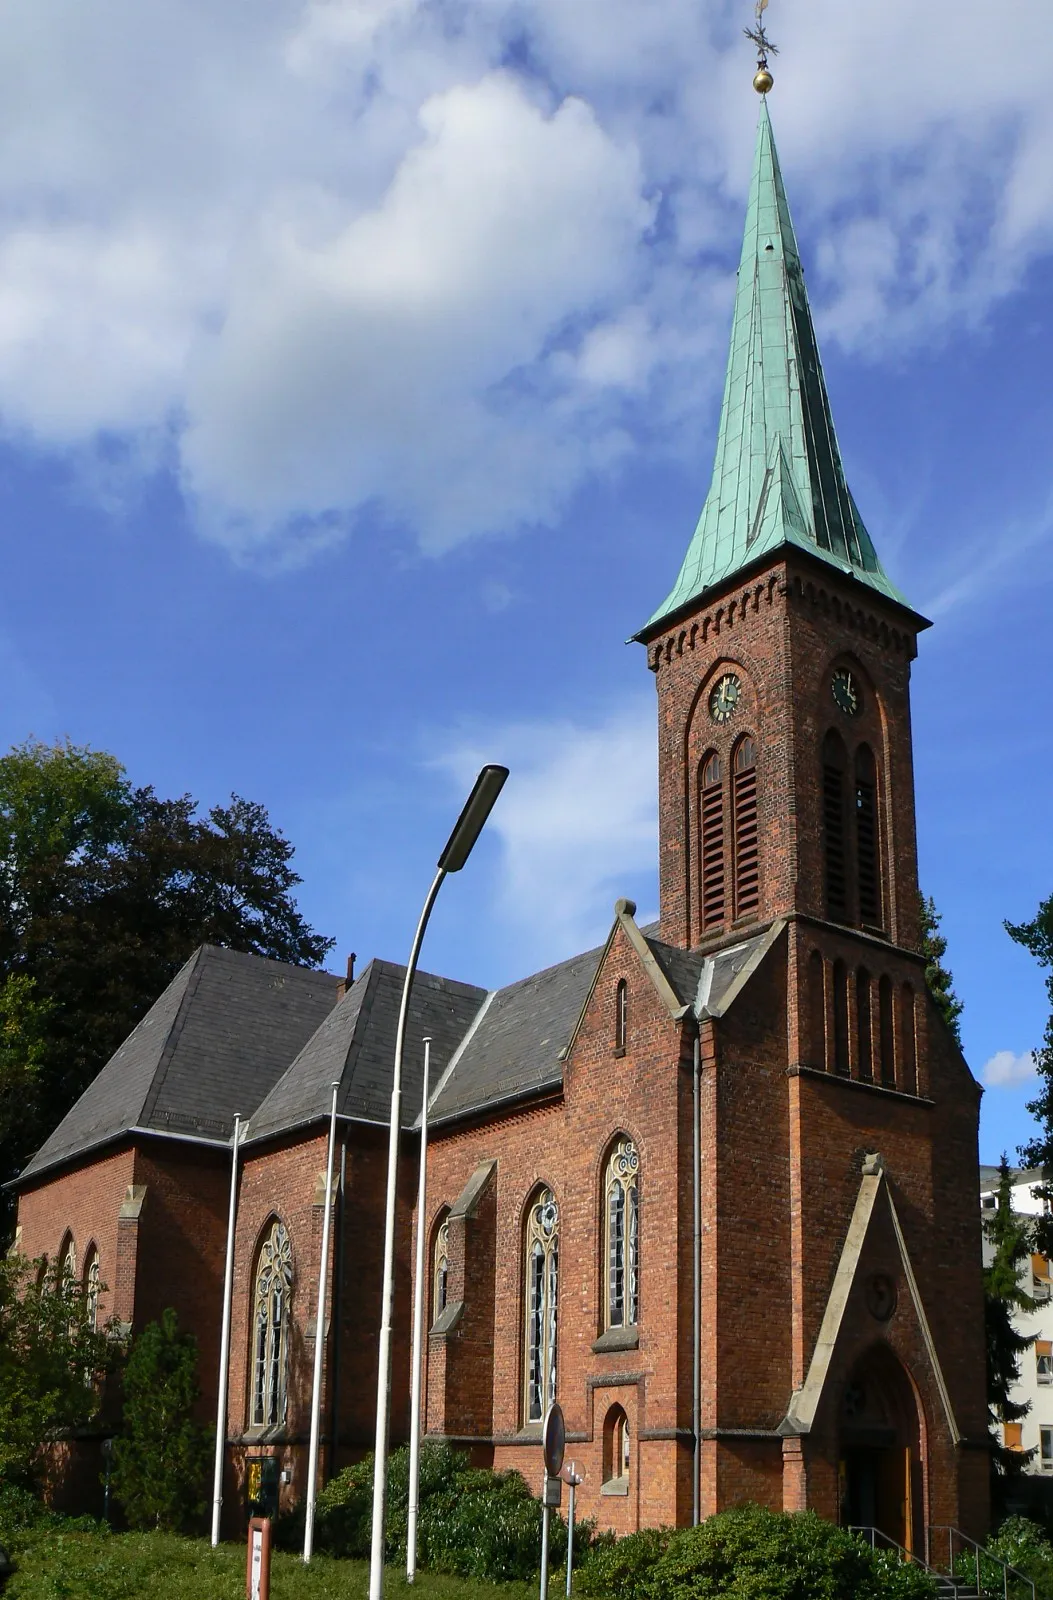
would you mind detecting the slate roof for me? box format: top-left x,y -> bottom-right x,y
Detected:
19,946 -> 343,1183
428,944 -> 605,1126
639,100 -> 914,641
245,960 -> 487,1144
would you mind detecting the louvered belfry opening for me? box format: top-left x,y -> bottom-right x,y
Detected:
855,744 -> 881,928
700,752 -> 725,931
822,731 -> 849,922
732,736 -> 760,920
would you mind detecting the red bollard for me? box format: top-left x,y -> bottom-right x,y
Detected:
246,1516 -> 272,1600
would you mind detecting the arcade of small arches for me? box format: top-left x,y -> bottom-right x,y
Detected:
805,952 -> 919,1095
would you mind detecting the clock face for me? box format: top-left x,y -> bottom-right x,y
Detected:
831,668 -> 861,716
708,673 -> 741,724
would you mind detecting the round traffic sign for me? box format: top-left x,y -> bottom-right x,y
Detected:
542,1401 -> 566,1478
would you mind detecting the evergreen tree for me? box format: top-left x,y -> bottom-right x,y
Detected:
983,1156 -> 1036,1485
1008,891 -> 1053,1248
110,1308 -> 212,1531
920,894 -> 963,1043
0,739 -> 334,1234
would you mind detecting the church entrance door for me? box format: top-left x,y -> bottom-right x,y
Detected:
838,1346 -> 922,1554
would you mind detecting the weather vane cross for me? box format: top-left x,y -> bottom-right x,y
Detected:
744,0 -> 777,93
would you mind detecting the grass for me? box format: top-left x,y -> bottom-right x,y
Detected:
0,1525 -> 542,1600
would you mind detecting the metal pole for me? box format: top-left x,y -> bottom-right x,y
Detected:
692,1031 -> 701,1525
407,1037 -> 432,1583
539,1491 -> 550,1600
211,1113 -> 241,1546
303,1082 -> 341,1562
369,869 -> 446,1600
565,1478 -> 575,1598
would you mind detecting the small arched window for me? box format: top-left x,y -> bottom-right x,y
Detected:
855,745 -> 881,929
832,960 -> 850,1075
433,1215 -> 450,1321
59,1234 -> 77,1295
822,732 -> 849,923
251,1220 -> 293,1429
856,969 -> 873,1081
807,950 -> 826,1070
614,980 -> 628,1053
732,737 -> 760,920
700,752 -> 725,931
524,1188 -> 559,1424
603,1405 -> 631,1487
83,1248 -> 101,1332
604,1137 -> 639,1330
879,976 -> 895,1086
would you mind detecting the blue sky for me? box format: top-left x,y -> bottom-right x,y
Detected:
0,0 -> 1050,1165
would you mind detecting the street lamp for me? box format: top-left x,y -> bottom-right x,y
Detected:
368,764 -> 508,1600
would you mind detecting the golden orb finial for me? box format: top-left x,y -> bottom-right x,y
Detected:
745,0 -> 777,94
753,65 -> 773,93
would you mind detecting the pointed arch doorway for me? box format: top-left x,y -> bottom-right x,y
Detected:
838,1344 -> 924,1554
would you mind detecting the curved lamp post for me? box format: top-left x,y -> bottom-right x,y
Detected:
369,764 -> 509,1600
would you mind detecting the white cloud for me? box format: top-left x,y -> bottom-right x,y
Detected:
434,699 -> 657,960
0,0 -> 1048,555
983,1050 -> 1039,1089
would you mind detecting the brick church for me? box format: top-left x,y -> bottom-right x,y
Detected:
13,97 -> 989,1550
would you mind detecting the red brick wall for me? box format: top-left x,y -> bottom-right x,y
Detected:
16,1145 -> 138,1330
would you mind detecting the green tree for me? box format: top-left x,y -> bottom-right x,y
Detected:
110,1308 -> 212,1531
1008,892 -> 1053,1245
0,740 -> 333,1227
920,894 -> 963,1043
983,1156 -> 1036,1487
0,1253 -> 116,1487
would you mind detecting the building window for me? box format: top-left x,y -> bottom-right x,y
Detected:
732,736 -> 760,920
1041,1427 -> 1053,1470
614,981 -> 628,1053
855,745 -> 881,928
433,1216 -> 450,1321
1038,1341 -> 1053,1385
605,1138 -> 639,1330
1033,1255 -> 1052,1301
524,1188 -> 559,1424
84,1249 -> 101,1332
1003,1422 -> 1023,1452
602,1405 -> 630,1490
856,969 -> 872,1081
822,732 -> 849,923
251,1220 -> 293,1429
700,752 -> 725,931
59,1233 -> 77,1293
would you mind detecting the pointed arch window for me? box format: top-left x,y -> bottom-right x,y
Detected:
732,736 -> 760,920
433,1215 -> 450,1321
251,1220 -> 292,1429
524,1188 -> 559,1424
700,752 -> 725,931
822,732 -> 849,923
83,1248 -> 101,1332
59,1234 -> 77,1294
603,1404 -> 631,1488
604,1137 -> 639,1330
855,745 -> 881,928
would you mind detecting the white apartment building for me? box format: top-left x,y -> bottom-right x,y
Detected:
980,1165 -> 1053,1472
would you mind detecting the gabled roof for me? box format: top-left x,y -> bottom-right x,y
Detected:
19,947 -> 342,1184
428,945 -> 605,1127
246,959 -> 487,1144
638,100 -> 914,640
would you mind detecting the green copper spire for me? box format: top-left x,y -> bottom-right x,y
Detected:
640,100 -> 908,636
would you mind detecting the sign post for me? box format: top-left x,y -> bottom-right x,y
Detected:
246,1516 -> 272,1600
540,1403 -> 566,1600
561,1462 -> 583,1597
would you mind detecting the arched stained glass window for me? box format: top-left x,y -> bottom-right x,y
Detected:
605,1138 -> 639,1329
84,1249 -> 101,1332
251,1220 -> 292,1429
433,1216 -> 449,1321
524,1189 -> 559,1424
60,1234 -> 77,1293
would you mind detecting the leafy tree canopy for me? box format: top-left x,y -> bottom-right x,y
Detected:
110,1308 -> 211,1531
920,894 -> 963,1044
1009,891 -> 1053,1201
983,1156 -> 1037,1486
0,740 -> 333,1218
0,1253 -> 116,1488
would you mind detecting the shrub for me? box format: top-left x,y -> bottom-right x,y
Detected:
956,1515 -> 1053,1599
639,1506 -> 936,1600
109,1309 -> 212,1532
578,1525 -> 673,1600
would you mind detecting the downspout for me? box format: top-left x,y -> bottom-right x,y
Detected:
329,1139 -> 348,1475
692,1026 -> 701,1526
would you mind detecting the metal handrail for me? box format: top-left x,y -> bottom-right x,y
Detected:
849,1525 -> 943,1581
928,1524 -> 1037,1600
